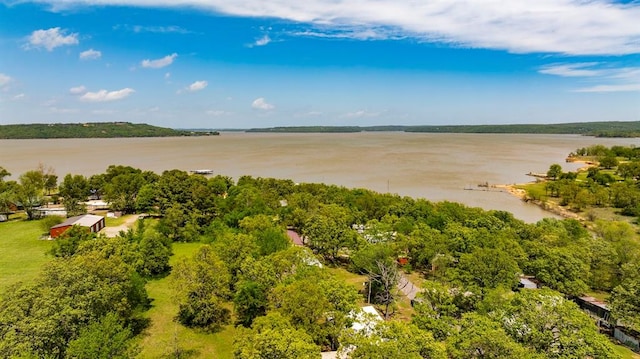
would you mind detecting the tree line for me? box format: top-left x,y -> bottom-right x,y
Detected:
0,122 -> 219,139
532,145 -> 640,216
1,163 -> 639,358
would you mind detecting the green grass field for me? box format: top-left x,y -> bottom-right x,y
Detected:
137,242 -> 237,359
0,219 -> 54,291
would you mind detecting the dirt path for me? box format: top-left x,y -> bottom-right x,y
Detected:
103,215 -> 140,237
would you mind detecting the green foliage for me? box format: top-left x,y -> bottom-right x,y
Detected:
172,246 -> 231,331
233,281 -> 268,327
239,215 -> 290,256
49,225 -> 96,258
137,233 -> 173,277
0,253 -> 148,358
340,321 -> 447,359
456,248 -> 520,289
493,289 -> 620,358
59,174 -> 90,216
65,312 -> 138,359
0,122 -> 215,139
248,121 -> 640,136
447,313 -> 540,359
547,164 -> 563,180
233,312 -> 319,359
40,215 -> 64,233
303,204 -> 355,262
609,262 -> 640,333
16,169 -> 46,220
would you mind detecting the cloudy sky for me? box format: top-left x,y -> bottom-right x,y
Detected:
0,0 -> 638,129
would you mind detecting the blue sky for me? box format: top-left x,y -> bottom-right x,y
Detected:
0,1 -> 638,129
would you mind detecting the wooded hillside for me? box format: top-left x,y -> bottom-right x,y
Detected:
0,122 -> 218,139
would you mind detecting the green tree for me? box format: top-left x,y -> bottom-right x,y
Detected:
0,253 -> 148,358
546,164 -> 563,180
412,281 -> 465,340
50,225 -> 96,257
456,248 -> 520,290
135,183 -> 156,213
239,214 -> 290,256
59,174 -> 90,216
303,204 -> 354,262
609,262 -> 640,333
234,281 -> 268,327
65,312 -> 138,359
233,312 -> 319,359
136,233 -> 172,277
447,313 -> 540,359
16,169 -> 46,220
0,166 -> 10,181
494,289 -> 619,358
102,166 -> 147,213
340,321 -> 446,359
598,155 -> 619,169
172,246 -> 231,332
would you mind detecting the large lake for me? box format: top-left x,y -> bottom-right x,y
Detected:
2,132 -> 638,222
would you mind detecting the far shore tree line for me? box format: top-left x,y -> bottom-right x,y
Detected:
1,158 -> 639,358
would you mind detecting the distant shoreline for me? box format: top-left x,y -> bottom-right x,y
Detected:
0,122 -> 219,140
244,121 -> 640,137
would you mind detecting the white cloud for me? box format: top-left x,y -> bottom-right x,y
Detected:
252,97 -> 275,110
165,72 -> 171,79
0,73 -> 11,88
252,35 -> 271,47
25,27 -> 78,51
206,110 -> 233,116
342,110 -> 380,118
141,53 -> 177,69
540,62 -> 640,93
12,93 -> 25,100
114,24 -> 191,34
34,1 -> 640,56
574,84 -> 640,93
69,85 -> 87,95
79,48 -> 102,60
539,63 -> 605,77
187,80 -> 208,92
80,88 -> 135,102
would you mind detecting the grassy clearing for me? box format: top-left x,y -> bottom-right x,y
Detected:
613,343 -> 640,359
0,219 -> 54,291
105,214 -> 138,227
137,242 -> 236,359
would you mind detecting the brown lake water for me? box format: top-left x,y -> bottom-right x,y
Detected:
2,132 -> 638,222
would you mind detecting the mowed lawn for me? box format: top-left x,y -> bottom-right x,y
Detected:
137,242 -> 237,359
0,219 -> 54,291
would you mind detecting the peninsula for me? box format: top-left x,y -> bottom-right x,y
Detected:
0,122 -> 219,139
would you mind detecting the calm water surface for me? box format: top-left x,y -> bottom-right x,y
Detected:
3,132 -> 638,222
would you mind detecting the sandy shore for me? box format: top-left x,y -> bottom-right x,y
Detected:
494,157 -> 600,221
496,183 -> 584,221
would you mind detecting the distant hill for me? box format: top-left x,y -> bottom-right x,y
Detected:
247,121 -> 640,137
0,122 -> 219,139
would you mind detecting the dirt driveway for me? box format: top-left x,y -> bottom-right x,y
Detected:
103,215 -> 141,237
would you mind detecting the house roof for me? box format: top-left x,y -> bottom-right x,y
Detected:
51,214 -> 104,229
578,296 -> 609,311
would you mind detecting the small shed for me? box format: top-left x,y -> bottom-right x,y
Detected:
50,214 -> 105,238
